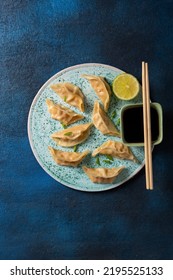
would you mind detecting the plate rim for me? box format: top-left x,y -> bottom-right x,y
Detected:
27,62 -> 144,192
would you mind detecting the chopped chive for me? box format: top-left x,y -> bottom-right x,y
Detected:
96,157 -> 101,166
106,155 -> 114,161
116,118 -> 120,126
64,132 -> 72,136
73,145 -> 77,152
111,110 -> 117,119
61,123 -> 67,129
64,96 -> 67,102
103,160 -> 112,164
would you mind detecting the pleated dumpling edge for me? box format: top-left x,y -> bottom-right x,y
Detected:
51,122 -> 93,147
50,82 -> 85,112
82,74 -> 112,112
48,146 -> 89,167
46,99 -> 84,125
82,166 -> 125,184
92,101 -> 120,137
92,140 -> 137,162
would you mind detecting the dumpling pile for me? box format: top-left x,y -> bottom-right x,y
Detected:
46,76 -> 138,185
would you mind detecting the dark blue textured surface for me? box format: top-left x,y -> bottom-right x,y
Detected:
1,0 -> 173,260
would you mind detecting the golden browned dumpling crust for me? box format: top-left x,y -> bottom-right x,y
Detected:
51,82 -> 85,112
82,166 -> 125,183
46,99 -> 84,125
82,74 -> 111,111
48,147 -> 89,167
51,123 -> 93,147
92,101 -> 120,137
92,140 -> 137,162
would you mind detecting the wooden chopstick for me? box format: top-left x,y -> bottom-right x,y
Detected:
142,62 -> 149,189
142,61 -> 153,190
145,63 -> 153,190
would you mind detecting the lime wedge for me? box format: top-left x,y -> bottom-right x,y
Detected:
112,73 -> 140,100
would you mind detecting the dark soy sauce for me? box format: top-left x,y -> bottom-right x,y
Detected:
122,106 -> 159,143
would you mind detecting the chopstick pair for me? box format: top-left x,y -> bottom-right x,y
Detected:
142,62 -> 153,190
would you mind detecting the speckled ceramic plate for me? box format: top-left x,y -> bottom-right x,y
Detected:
28,63 -> 144,192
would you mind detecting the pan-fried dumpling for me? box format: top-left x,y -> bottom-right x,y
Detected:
46,99 -> 84,125
92,101 -> 120,137
82,74 -> 111,111
51,123 -> 93,147
50,82 -> 85,112
82,166 -> 125,184
92,140 -> 137,162
48,147 -> 89,167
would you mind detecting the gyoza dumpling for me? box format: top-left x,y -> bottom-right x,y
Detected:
82,166 -> 125,184
82,74 -> 111,111
92,101 -> 120,137
51,123 -> 93,147
46,99 -> 84,125
50,82 -> 84,112
48,147 -> 89,167
92,140 -> 137,162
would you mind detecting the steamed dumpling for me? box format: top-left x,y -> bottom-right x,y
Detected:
82,166 -> 125,184
51,123 -> 93,147
50,82 -> 85,112
82,74 -> 111,111
92,101 -> 120,137
92,140 -> 137,162
46,99 -> 84,125
48,147 -> 89,167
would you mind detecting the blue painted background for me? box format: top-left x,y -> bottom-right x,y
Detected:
1,0 -> 173,259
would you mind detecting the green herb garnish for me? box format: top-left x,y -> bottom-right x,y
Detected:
106,155 -> 114,161
61,123 -> 67,129
103,160 -> 112,164
96,157 -> 101,166
64,96 -> 67,102
73,145 -> 77,152
64,132 -> 72,136
111,110 -> 117,119
116,118 -> 120,126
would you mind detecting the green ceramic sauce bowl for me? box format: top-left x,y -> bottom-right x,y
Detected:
120,102 -> 163,146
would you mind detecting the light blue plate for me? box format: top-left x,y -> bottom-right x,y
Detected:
28,63 -> 144,192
